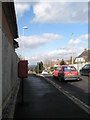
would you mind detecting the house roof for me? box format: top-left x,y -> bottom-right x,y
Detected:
77,49 -> 90,58
2,2 -> 18,39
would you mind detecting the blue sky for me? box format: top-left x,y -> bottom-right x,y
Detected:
14,1 -> 88,65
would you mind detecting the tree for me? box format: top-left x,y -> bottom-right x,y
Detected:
50,67 -> 55,72
35,66 -> 38,73
39,61 -> 43,73
60,59 -> 66,65
70,56 -> 76,64
35,61 -> 44,74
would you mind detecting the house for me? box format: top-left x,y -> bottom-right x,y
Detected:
75,49 -> 90,63
45,59 -> 71,68
65,60 -> 71,65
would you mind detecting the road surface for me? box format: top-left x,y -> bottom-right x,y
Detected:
14,74 -> 89,119
43,74 -> 89,106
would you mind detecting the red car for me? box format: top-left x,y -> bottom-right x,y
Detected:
53,65 -> 60,77
53,65 -> 80,81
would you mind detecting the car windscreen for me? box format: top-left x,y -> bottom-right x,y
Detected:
83,64 -> 90,69
63,66 -> 76,71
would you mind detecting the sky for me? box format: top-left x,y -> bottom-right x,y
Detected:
14,0 -> 89,65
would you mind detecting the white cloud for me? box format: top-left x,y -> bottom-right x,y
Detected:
15,33 -> 62,49
69,34 -> 88,45
79,34 -> 88,40
15,3 -> 31,17
27,47 -> 82,65
16,36 -> 49,49
32,2 -> 88,23
43,33 -> 62,40
14,1 -> 88,23
69,39 -> 81,44
46,47 -> 78,59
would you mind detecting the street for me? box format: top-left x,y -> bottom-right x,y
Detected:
43,74 -> 89,106
14,74 -> 89,119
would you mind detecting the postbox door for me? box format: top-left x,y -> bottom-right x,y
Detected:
18,60 -> 28,78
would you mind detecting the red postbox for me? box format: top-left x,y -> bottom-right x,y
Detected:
18,60 -> 28,78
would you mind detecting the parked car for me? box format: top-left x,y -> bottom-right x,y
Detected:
53,65 -> 79,81
42,70 -> 48,74
80,64 -> 90,77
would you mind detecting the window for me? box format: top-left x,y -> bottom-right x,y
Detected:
56,67 -> 59,70
59,67 -> 61,71
83,65 -> 90,69
64,66 -> 76,71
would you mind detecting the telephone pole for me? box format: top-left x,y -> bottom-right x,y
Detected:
72,32 -> 74,65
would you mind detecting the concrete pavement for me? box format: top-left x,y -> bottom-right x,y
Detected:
14,74 -> 89,119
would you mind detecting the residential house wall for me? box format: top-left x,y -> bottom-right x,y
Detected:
0,1 -> 2,119
2,30 -> 20,110
2,9 -> 13,46
0,2 -> 20,118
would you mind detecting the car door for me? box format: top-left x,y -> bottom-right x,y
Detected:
85,64 -> 90,76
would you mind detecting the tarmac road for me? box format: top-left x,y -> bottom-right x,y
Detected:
14,74 -> 89,119
43,74 -> 89,106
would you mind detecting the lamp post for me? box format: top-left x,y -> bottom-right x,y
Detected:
22,26 -> 28,60
21,26 -> 28,104
23,26 -> 28,36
